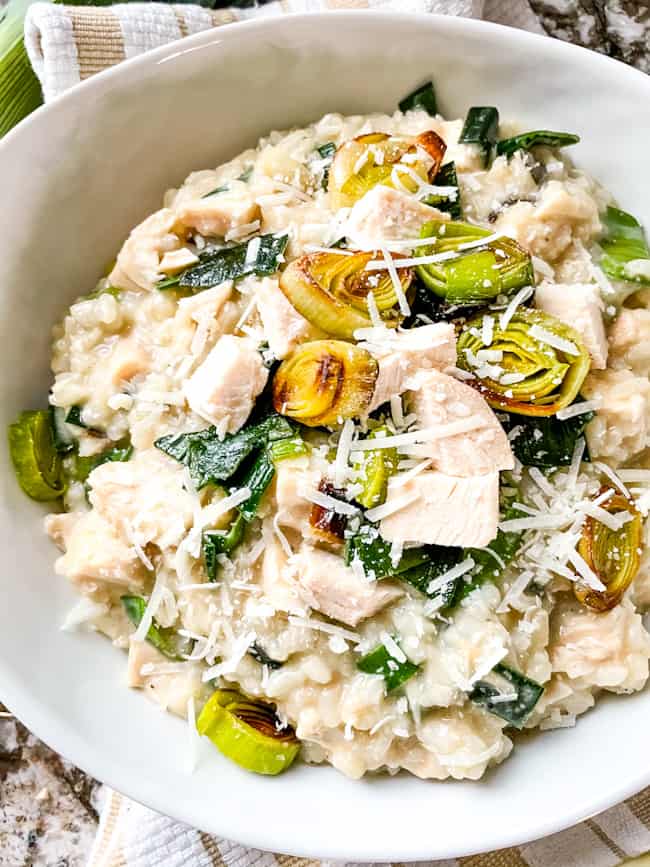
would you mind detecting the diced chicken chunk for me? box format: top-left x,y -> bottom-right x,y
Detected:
273,457 -> 319,533
183,335 -> 268,433
380,471 -> 499,548
175,181 -> 260,238
109,208 -> 185,292
535,281 -> 607,369
408,370 -> 514,475
259,528 -> 306,614
127,638 -> 202,716
345,186 -> 449,249
260,201 -> 331,258
256,277 -> 318,359
109,338 -> 150,386
159,248 -> 199,274
171,281 -> 236,364
127,639 -> 166,688
582,367 -> 650,464
47,510 -> 147,597
292,546 -> 403,627
607,307 -> 650,374
364,323 -> 457,412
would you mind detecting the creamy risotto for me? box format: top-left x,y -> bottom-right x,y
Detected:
10,81 -> 650,780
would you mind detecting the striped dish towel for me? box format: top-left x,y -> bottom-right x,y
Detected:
16,1 -> 650,865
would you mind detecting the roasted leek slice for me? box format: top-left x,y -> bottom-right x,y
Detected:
273,340 -> 378,427
354,425 -> 399,509
197,689 -> 300,775
329,130 -> 446,209
279,250 -> 413,339
457,309 -> 590,417
8,410 -> 66,500
573,491 -> 642,612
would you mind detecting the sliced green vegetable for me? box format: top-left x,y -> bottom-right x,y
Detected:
8,410 -> 65,501
238,450 -> 275,522
267,434 -> 309,463
399,80 -> 437,115
157,234 -> 288,292
203,515 -> 246,580
67,438 -> 133,484
399,549 -> 464,607
424,161 -> 461,220
345,523 -> 443,580
496,130 -> 580,158
197,688 -> 300,775
357,640 -> 420,692
155,413 -> 293,488
50,406 -> 76,454
600,206 -> 650,285
505,411 -> 593,468
354,425 -> 398,509
249,642 -> 284,670
470,663 -> 544,729
417,218 -> 490,254
121,595 -> 193,660
459,106 -> 499,166
457,309 -> 591,417
201,184 -> 230,198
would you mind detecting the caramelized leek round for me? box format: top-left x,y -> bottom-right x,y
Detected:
279,250 -> 413,339
329,131 -> 446,209
197,689 -> 300,775
8,410 -> 66,501
574,491 -> 642,612
457,309 -> 590,417
273,340 -> 378,427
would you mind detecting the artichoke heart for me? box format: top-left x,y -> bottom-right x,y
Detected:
197,688 -> 300,775
329,130 -> 446,209
279,250 -> 413,339
457,309 -> 590,417
574,491 -> 643,612
273,340 -> 378,427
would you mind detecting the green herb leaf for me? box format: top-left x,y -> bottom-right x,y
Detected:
267,434 -> 309,463
201,184 -> 230,198
202,515 -> 246,580
459,106 -> 499,166
458,506 -> 524,602
238,450 -> 276,522
505,411 -> 594,468
157,234 -> 288,292
399,548 -> 464,607
50,406 -> 76,454
357,639 -> 420,692
68,438 -> 133,484
64,405 -> 87,428
316,141 -> 337,189
600,206 -> 650,285
248,642 -> 284,670
399,81 -> 437,116
238,166 -> 253,182
344,523 -> 430,580
121,594 -> 194,660
496,130 -> 580,158
423,161 -> 461,220
469,663 -> 544,729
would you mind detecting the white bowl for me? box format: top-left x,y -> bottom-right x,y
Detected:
1,12 -> 650,861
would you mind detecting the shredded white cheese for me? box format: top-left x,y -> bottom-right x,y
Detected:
380,247 -> 410,316
529,324 -> 580,356
498,285 -> 534,330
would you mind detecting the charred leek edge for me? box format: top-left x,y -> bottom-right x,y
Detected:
273,340 -> 379,427
496,130 -> 580,158
353,425 -> 399,509
197,689 -> 300,775
600,206 -> 650,285
157,234 -> 288,292
457,309 -> 591,417
459,106 -> 500,166
8,410 -> 66,501
399,80 -> 437,115
573,491 -> 643,612
357,640 -> 420,692
203,515 -> 246,580
279,250 -> 413,339
309,480 -> 350,544
121,595 -> 193,660
416,236 -> 533,305
328,130 -> 446,209
470,663 -> 544,729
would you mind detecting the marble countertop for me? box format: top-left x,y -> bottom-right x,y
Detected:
2,3 -> 649,865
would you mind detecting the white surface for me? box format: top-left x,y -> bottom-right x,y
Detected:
1,12 -> 650,862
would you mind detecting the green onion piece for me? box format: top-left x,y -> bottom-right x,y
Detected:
238,450 -> 276,522
50,406 -> 76,454
67,438 -> 133,484
197,689 -> 300,775
316,141 -> 336,190
357,640 -> 420,692
470,663 -> 544,729
155,413 -> 293,489
8,410 -> 66,501
202,515 -> 246,581
353,425 -> 398,509
248,642 -> 283,670
505,411 -> 594,468
344,523 -> 430,580
458,506 -> 524,602
121,595 -> 193,660
399,81 -> 437,115
267,434 -> 309,463
399,548 -> 464,608
600,206 -> 650,285
418,218 -> 491,254
496,130 -> 580,158
201,184 -> 230,198
459,106 -> 499,166
157,234 -> 288,292
423,161 -> 461,220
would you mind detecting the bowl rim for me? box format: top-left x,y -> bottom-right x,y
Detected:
3,10 -> 650,860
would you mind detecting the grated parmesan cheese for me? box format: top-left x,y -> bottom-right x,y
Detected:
529,324 -> 580,356
380,247 -> 410,316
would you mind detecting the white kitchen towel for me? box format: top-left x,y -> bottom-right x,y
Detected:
20,1 -> 650,865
